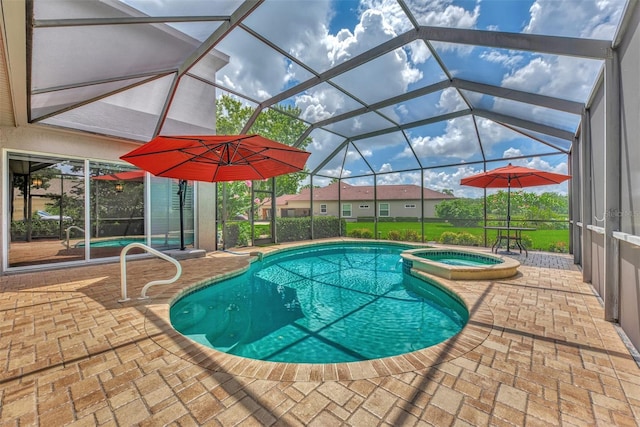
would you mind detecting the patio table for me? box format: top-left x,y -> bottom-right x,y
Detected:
484,226 -> 536,256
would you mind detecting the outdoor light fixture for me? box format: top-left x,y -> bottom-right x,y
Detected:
114,182 -> 124,192
31,177 -> 42,188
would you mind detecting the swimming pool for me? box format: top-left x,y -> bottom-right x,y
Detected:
401,248 -> 520,280
76,237 -> 189,248
170,243 -> 468,363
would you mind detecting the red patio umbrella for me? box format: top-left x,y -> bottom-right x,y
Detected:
120,134 -> 310,182
460,163 -> 571,189
92,170 -> 145,182
460,163 -> 570,251
120,134 -> 311,249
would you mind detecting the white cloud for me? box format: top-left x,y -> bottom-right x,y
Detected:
407,40 -> 432,64
524,0 -> 625,39
377,171 -> 421,185
424,165 -> 485,197
325,9 -> 398,65
379,163 -> 393,173
500,0 -> 621,105
396,0 -> 480,28
402,115 -> 517,161
501,55 -> 602,102
503,148 -> 522,158
480,50 -> 525,70
437,87 -> 468,112
404,117 -> 477,160
475,118 -> 513,147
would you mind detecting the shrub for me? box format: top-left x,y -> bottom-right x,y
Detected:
348,228 -> 373,238
275,216 -> 345,242
386,229 -> 420,242
387,230 -> 401,241
403,230 -> 421,242
548,241 -> 568,253
357,216 -> 375,222
439,231 -> 459,245
377,217 -> 395,222
10,218 -> 74,240
224,221 -> 250,248
435,198 -> 483,227
313,216 -> 346,239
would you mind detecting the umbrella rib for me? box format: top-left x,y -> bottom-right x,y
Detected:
122,135 -> 308,182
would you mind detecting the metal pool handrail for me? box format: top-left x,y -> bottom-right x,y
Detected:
119,242 -> 182,302
63,225 -> 85,249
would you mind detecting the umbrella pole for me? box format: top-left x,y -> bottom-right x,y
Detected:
507,181 -> 511,251
178,180 -> 187,250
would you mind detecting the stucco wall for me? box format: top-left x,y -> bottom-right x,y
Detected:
0,126 -> 138,160
582,3 -> 640,352
620,241 -> 640,350
590,230 -> 605,297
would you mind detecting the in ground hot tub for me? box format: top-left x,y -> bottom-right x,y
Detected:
401,247 -> 520,280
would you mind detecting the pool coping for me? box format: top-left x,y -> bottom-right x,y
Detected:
142,240 -> 495,381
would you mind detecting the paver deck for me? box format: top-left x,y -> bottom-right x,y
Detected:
1,241 -> 639,426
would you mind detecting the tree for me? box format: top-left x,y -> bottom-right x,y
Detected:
435,198 -> 483,226
436,191 -> 569,228
216,95 -> 310,196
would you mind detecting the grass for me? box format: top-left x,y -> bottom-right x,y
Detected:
345,221 -> 570,252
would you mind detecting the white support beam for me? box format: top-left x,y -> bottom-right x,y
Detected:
453,79 -> 585,115
473,109 -> 575,141
603,54 -> 621,322
418,26 -> 613,59
1,0 -> 28,126
570,138 -> 581,263
581,109 -> 593,283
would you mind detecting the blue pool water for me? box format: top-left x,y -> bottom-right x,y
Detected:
418,252 -> 502,267
76,237 -> 188,248
170,243 -> 468,363
429,257 -> 495,267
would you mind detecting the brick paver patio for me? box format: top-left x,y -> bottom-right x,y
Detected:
1,242 -> 639,426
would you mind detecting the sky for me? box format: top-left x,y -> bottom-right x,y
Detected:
106,0 -> 626,196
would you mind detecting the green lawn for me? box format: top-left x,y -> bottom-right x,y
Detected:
346,221 -> 570,253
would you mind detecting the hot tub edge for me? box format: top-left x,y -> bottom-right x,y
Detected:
401,247 -> 520,280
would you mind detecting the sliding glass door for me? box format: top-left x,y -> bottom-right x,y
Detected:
5,151 -> 194,270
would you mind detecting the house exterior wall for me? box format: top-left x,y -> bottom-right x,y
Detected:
281,199 -> 444,219
0,126 -> 218,269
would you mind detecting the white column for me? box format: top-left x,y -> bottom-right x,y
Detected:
603,54 -> 621,322
195,182 -> 217,252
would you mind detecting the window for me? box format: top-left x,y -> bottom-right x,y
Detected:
405,204 -> 416,208
379,203 -> 389,217
342,203 -> 352,217
359,204 -> 369,209
8,153 -> 87,267
320,204 -> 327,214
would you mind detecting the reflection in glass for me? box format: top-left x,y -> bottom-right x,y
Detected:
149,176 -> 193,252
89,163 -> 145,259
8,153 -> 85,267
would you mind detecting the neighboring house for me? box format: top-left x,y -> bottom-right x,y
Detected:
263,182 -> 455,220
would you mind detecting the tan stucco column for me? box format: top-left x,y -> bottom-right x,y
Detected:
195,182 -> 217,252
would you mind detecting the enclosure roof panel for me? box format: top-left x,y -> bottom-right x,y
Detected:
21,0 -> 631,185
